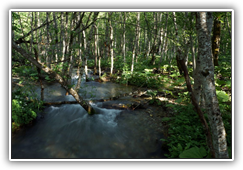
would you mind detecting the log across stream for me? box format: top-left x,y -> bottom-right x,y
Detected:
11,71 -> 168,159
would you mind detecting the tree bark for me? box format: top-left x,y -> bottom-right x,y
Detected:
144,13 -> 151,59
159,12 -> 168,67
177,55 -> 215,158
53,12 -> 59,63
122,12 -> 126,63
13,41 -> 96,115
225,13 -> 231,39
150,12 -> 158,65
172,12 -> 184,75
195,12 -> 228,158
94,24 -> 98,75
34,47 -> 44,101
131,12 -> 140,73
46,12 -> 51,68
109,12 -> 114,75
136,12 -> 140,59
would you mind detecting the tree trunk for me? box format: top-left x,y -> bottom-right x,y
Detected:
136,12 -> 140,60
34,47 -> 44,101
212,17 -> 221,66
122,12 -> 126,64
94,24 -> 98,75
53,12 -> 59,63
195,12 -> 228,158
150,12 -> 158,65
99,46 -> 103,77
13,41 -> 96,115
226,13 -> 231,39
172,12 -> 184,75
46,12 -> 51,68
131,12 -> 140,73
105,13 -> 109,59
159,12 -> 168,67
109,12 -> 114,75
177,55 -> 215,158
144,13 -> 151,59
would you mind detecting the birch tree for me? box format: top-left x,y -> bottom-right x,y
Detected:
195,12 -> 228,158
131,12 -> 140,73
150,12 -> 158,65
159,12 -> 168,67
46,12 -> 51,68
122,12 -> 126,63
144,13 -> 151,59
109,12 -> 114,75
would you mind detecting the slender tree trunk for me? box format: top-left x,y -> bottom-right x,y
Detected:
159,12 -> 168,67
144,13 -> 151,59
150,12 -> 158,65
61,12 -> 66,72
195,12 -> 228,158
99,46 -> 103,77
158,13 -> 163,57
136,12 -> 140,60
105,12 -> 109,59
172,12 -> 184,75
131,12 -> 140,73
212,17 -> 221,66
109,12 -> 114,75
34,48 -> 44,101
122,12 -> 126,64
82,27 -> 88,81
94,24 -> 98,75
226,13 -> 231,39
189,13 -> 196,77
83,13 -> 99,80
53,12 -> 59,62
76,13 -> 83,92
13,41 -> 96,115
46,12 -> 51,68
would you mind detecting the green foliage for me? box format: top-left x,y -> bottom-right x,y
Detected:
12,88 -> 43,129
163,98 -> 232,158
216,90 -> 230,103
162,104 -> 208,158
179,146 -> 207,158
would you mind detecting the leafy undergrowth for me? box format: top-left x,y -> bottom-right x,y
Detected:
110,54 -> 232,158
12,66 -> 45,132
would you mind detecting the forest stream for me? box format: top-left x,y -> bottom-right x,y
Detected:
11,69 -> 168,159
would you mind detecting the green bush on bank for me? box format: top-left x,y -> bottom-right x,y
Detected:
12,88 -> 44,132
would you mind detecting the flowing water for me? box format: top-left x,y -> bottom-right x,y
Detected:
11,70 -> 166,159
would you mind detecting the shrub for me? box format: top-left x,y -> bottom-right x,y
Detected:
12,88 -> 43,131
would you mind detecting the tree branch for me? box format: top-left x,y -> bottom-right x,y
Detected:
15,14 -> 61,43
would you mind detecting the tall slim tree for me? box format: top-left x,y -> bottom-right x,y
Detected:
195,12 -> 228,158
109,12 -> 114,75
131,12 -> 140,73
46,12 -> 51,68
144,13 -> 151,59
122,12 -> 126,63
150,12 -> 158,65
